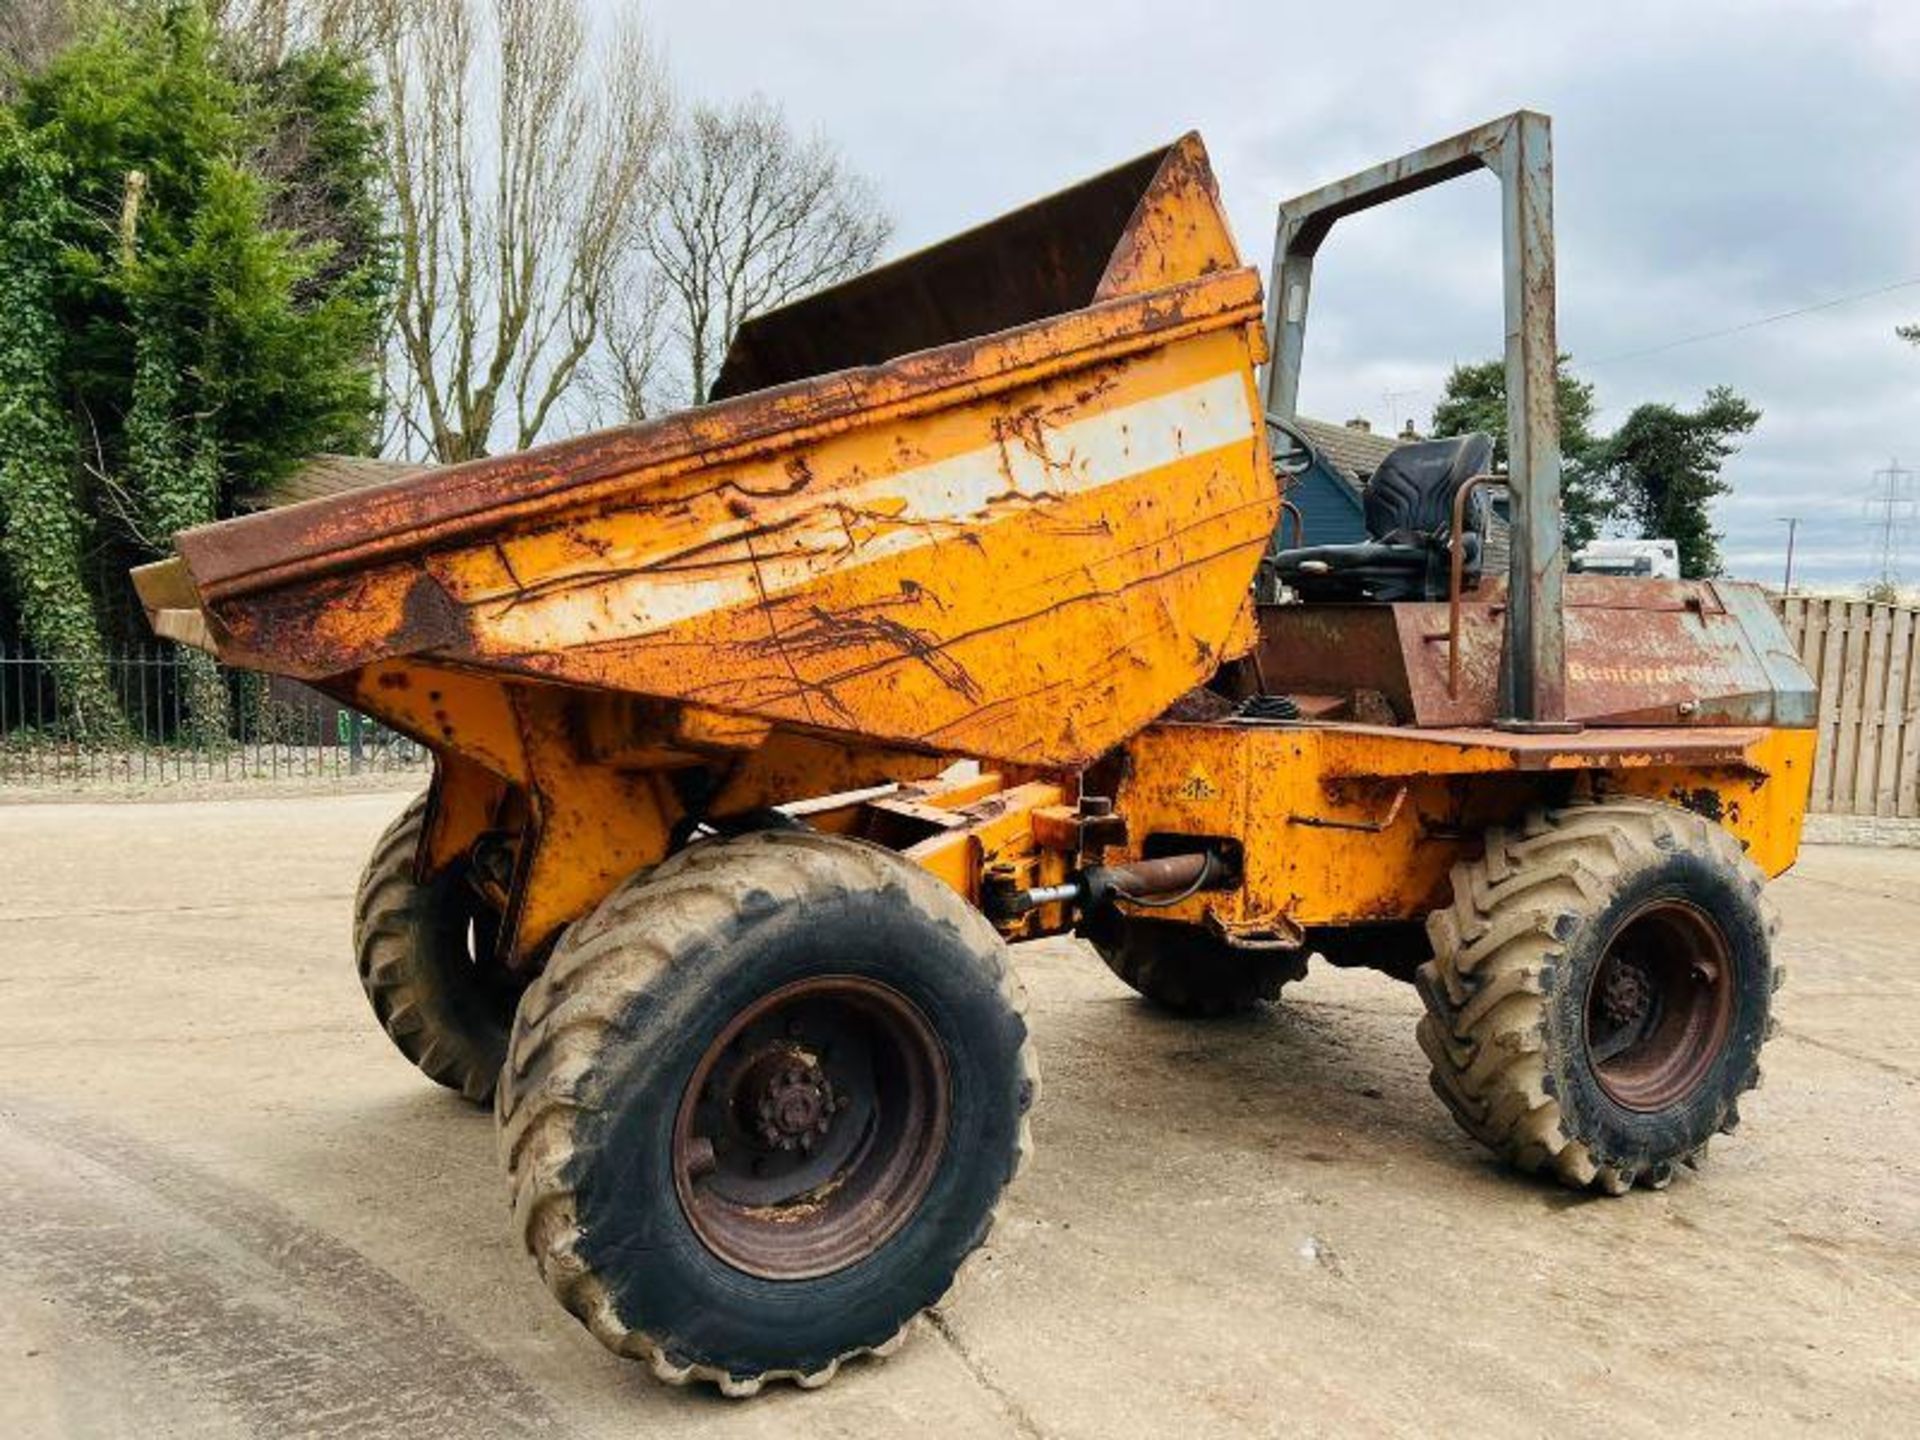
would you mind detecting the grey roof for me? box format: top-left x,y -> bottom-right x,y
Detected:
1293,417 -> 1405,490
241,454 -> 426,511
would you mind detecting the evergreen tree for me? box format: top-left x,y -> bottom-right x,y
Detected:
1429,356 -> 1609,552
1599,387 -> 1759,579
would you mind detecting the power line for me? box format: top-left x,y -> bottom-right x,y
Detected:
1577,275 -> 1920,369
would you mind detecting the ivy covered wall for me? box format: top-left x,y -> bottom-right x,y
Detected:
0,2 -> 387,737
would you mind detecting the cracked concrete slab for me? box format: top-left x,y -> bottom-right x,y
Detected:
1,792 -> 1914,1437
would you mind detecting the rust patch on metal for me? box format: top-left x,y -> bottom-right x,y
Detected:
1253,574 -> 1814,734
1669,786 -> 1726,823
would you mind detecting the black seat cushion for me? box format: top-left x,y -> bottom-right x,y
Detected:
1271,534 -> 1482,603
1363,432 -> 1495,544
1266,432 -> 1495,602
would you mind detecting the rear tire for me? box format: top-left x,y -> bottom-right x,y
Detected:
1416,801 -> 1779,1194
1089,913 -> 1307,1016
353,793 -> 519,1104
496,829 -> 1037,1395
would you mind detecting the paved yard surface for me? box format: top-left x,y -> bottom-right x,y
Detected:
1,792 -> 1915,1438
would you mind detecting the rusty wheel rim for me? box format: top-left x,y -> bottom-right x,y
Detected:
1583,898 -> 1736,1112
671,976 -> 950,1280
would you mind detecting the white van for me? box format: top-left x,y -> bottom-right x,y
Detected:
1572,538 -> 1680,580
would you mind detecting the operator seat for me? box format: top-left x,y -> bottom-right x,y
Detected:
1267,432 -> 1496,602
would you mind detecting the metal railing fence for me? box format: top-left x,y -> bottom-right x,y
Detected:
0,644 -> 428,788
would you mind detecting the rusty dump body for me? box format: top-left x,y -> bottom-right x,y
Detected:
135,128 -> 1817,968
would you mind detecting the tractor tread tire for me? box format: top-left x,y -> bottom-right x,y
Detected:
496,828 -> 1037,1397
1416,800 -> 1778,1194
1094,916 -> 1307,1017
354,793 -> 509,1105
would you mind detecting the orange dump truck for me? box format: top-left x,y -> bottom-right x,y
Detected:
136,114 -> 1816,1395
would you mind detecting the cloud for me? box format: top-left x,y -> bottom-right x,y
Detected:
641,0 -> 1920,588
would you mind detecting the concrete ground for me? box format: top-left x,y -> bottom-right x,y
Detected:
1,792 -> 1915,1439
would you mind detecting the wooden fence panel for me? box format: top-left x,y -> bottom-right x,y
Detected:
1772,595 -> 1920,817
1899,607 -> 1920,819
1834,602 -> 1866,814
1824,601 -> 1850,810
1879,606 -> 1912,817
1806,597 -> 1843,809
1856,604 -> 1891,814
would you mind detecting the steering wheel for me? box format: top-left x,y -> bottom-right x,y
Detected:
1265,414 -> 1319,481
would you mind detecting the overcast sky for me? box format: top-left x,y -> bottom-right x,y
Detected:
640,0 -> 1919,590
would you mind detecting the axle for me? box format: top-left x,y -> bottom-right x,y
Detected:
992,850 -> 1225,920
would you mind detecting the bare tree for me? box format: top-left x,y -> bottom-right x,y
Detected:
208,0 -> 376,63
368,0 -> 667,461
579,262 -> 671,425
3,1 -> 368,88
0,0 -> 86,92
642,96 -> 892,409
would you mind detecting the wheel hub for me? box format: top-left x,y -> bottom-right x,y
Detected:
672,976 -> 950,1280
1599,958 -> 1652,1029
739,1048 -> 842,1151
1584,899 -> 1736,1112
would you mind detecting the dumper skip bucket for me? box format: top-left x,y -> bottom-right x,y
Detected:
137,135 -> 1277,769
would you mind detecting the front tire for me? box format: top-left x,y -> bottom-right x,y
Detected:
496,829 -> 1037,1395
353,793 -> 519,1104
1416,801 -> 1779,1194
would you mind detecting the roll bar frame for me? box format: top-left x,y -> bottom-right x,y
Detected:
1261,111 -> 1570,729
